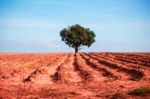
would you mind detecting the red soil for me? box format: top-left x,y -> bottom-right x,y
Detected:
0,52 -> 150,99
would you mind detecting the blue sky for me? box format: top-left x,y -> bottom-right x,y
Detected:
0,0 -> 150,52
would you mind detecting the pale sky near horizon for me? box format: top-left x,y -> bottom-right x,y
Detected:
0,0 -> 150,52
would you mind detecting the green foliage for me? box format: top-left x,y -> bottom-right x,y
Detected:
129,86 -> 150,96
60,24 -> 96,52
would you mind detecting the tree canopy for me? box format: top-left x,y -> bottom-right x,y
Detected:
60,24 -> 96,53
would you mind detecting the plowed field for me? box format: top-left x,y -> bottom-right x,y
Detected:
0,52 -> 150,99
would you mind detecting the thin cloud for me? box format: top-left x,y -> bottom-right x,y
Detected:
0,36 -> 62,52
0,19 -> 64,28
86,21 -> 150,31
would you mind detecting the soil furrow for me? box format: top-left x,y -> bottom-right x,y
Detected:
0,54 -> 64,84
74,53 -> 103,82
23,54 -> 68,84
112,53 -> 150,65
80,53 -> 121,79
51,54 -> 82,83
93,53 -> 150,69
114,55 -> 150,67
51,54 -> 71,82
84,53 -> 144,81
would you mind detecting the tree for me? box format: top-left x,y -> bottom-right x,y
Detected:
60,24 -> 96,53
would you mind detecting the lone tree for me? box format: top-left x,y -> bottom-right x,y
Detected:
60,24 -> 96,53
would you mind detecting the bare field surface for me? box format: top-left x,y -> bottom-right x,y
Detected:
0,52 -> 150,99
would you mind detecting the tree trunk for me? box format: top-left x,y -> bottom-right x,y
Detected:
75,46 -> 78,53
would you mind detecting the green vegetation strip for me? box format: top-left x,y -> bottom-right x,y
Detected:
129,86 -> 150,96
